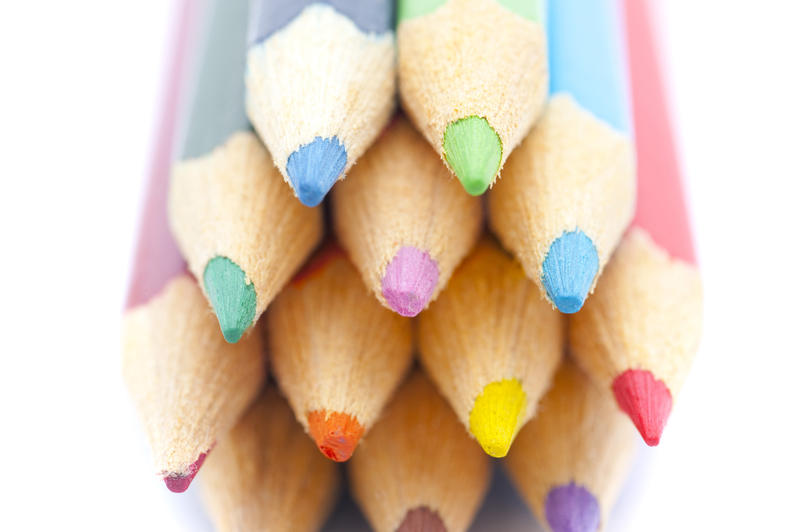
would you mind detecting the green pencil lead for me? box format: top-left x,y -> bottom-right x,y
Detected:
443,116 -> 502,196
203,256 -> 256,343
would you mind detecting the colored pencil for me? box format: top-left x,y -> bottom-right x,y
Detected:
123,275 -> 265,493
569,0 -> 703,446
417,237 -> 564,458
168,0 -> 323,345
488,0 -> 635,314
349,371 -> 491,532
245,0 -> 396,206
505,360 -> 636,532
201,386 -> 340,532
332,115 -> 482,317
122,0 -> 265,494
397,0 -> 548,195
267,243 -> 414,462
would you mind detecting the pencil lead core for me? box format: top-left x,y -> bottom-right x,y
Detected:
612,369 -> 672,446
545,482 -> 601,532
162,451 -> 209,493
541,230 -> 599,314
397,506 -> 447,532
443,116 -> 502,195
203,256 -> 256,343
469,379 -> 526,457
307,410 -> 364,462
381,246 -> 439,317
286,136 -> 347,206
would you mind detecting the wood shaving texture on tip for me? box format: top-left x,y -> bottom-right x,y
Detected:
349,371 -> 491,532
246,4 -> 395,178
488,95 -> 635,299
169,130 -> 323,322
267,253 -> 413,433
417,238 -> 564,435
398,0 -> 547,181
201,387 -> 340,532
332,116 -> 482,310
122,275 -> 265,477
506,360 -> 636,523
569,228 -> 703,395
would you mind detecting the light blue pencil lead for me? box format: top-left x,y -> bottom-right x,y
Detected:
541,230 -> 599,314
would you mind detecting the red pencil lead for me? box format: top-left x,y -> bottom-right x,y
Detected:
612,369 -> 672,446
162,450 -> 209,493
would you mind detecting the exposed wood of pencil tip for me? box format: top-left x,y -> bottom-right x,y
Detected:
332,115 -> 482,317
398,0 -> 547,188
569,228 -> 702,402
417,237 -> 564,458
122,275 -> 265,482
245,2 -> 396,204
505,360 -> 637,530
201,386 -> 340,532
349,371 -> 491,532
488,94 -> 635,309
568,228 -> 702,443
169,130 -> 323,340
267,248 -> 414,461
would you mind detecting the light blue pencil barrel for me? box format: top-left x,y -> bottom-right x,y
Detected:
531,0 -> 635,314
548,0 -> 631,133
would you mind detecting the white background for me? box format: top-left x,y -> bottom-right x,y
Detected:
0,1 -> 798,530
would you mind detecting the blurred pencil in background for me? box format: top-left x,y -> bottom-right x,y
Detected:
569,0 -> 703,446
122,0 -> 264,493
397,0 -> 548,195
506,360 -> 636,532
201,387 -> 340,532
332,116 -> 482,317
168,0 -> 322,345
246,0 -> 396,206
489,0 -> 635,314
267,243 -> 413,462
349,371 -> 491,532
418,238 -> 564,458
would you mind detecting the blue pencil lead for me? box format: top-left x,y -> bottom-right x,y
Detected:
286,136 -> 347,207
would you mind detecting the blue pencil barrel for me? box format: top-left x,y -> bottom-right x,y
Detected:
547,0 -> 631,133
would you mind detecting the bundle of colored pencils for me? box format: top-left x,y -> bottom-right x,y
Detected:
123,0 -> 702,530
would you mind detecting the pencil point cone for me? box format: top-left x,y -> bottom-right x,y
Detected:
203,256 -> 256,343
612,369 -> 673,446
397,507 -> 447,532
545,482 -> 601,532
469,379 -> 526,457
381,246 -> 439,317
541,230 -> 599,314
162,451 -> 209,493
307,410 -> 364,462
286,136 -> 347,206
443,116 -> 502,195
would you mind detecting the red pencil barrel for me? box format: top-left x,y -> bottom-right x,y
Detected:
125,0 -> 198,310
625,0 -> 697,265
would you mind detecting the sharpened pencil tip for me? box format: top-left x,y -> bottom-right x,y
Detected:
541,230 -> 599,314
443,116 -> 502,195
545,482 -> 601,532
612,369 -> 672,446
203,257 -> 256,343
469,379 -> 526,457
307,410 -> 364,462
397,507 -> 447,532
162,451 -> 209,493
286,136 -> 347,206
381,246 -> 439,317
